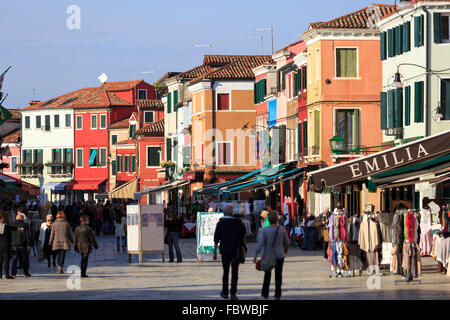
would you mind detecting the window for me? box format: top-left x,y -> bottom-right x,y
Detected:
111,134 -> 118,145
52,149 -> 62,174
25,116 -> 30,129
76,115 -> 82,130
33,149 -> 43,175
335,109 -> 360,152
131,155 -> 136,172
124,155 -> 130,172
45,115 -> 50,131
129,124 -> 136,137
167,92 -> 172,113
54,115 -> 60,128
100,148 -> 107,167
88,149 -> 98,167
91,115 -> 97,129
76,149 -> 83,168
65,114 -> 71,127
217,94 -> 230,110
117,155 -> 123,172
10,157 -> 17,173
435,13 -> 450,43
147,146 -> 161,167
63,149 -> 73,163
335,48 -> 357,78
36,116 -> 41,129
99,114 -> 107,129
144,111 -> 154,123
138,89 -> 147,100
440,78 -> 450,120
217,142 -> 232,165
414,15 -> 424,47
111,160 -> 116,176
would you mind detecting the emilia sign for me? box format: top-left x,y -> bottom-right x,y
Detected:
309,130 -> 450,191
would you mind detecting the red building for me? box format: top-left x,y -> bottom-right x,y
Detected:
134,100 -> 165,204
72,80 -> 155,201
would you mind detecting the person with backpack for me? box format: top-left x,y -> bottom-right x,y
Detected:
253,210 -> 289,300
213,205 -> 246,301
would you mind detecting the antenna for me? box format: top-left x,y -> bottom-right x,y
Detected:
97,73 -> 108,84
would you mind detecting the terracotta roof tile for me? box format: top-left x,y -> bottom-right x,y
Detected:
109,117 -> 130,129
137,99 -> 164,110
135,119 -> 164,136
22,81 -> 135,111
309,4 -> 397,30
100,80 -> 144,91
1,129 -> 21,143
7,109 -> 21,121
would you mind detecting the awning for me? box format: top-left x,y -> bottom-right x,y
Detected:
110,178 -> 138,199
379,171 -> 450,190
309,130 -> 450,192
226,166 -> 304,193
135,180 -> 189,198
42,181 -> 70,191
72,179 -> 106,190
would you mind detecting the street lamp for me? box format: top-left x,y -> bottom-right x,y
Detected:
329,135 -> 346,154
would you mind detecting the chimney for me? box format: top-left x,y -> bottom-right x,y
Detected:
29,100 -> 40,106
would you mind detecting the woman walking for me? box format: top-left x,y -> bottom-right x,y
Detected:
39,214 -> 57,268
114,212 -> 127,252
74,215 -> 98,278
253,210 -> 289,300
49,211 -> 74,274
164,211 -> 182,263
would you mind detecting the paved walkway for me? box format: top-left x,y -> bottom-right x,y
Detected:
0,236 -> 449,300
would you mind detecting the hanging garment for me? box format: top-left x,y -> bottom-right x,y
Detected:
419,209 -> 433,256
334,215 -> 341,241
391,244 -> 403,274
395,213 -> 405,245
402,242 -> 418,278
366,250 -> 379,268
358,218 -> 380,253
436,237 -> 450,267
330,242 -> 338,270
405,213 -> 416,243
378,212 -> 393,243
347,243 -> 362,272
392,213 -> 399,245
329,214 -> 335,242
351,216 -> 360,242
336,241 -> 345,268
339,215 -> 347,241
381,242 -> 393,265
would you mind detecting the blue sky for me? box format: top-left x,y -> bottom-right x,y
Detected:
0,0 -> 389,108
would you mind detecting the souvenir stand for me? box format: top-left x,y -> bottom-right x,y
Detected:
126,204 -> 165,264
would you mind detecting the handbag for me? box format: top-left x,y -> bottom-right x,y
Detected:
259,226 -> 279,272
322,229 -> 330,242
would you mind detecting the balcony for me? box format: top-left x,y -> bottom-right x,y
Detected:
18,163 -> 43,178
45,162 -> 74,177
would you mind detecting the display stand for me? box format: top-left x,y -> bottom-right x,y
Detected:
196,211 -> 224,263
126,204 -> 165,264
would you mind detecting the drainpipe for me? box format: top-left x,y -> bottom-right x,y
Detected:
422,6 -> 432,137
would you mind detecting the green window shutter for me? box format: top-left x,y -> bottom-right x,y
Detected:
434,12 -> 442,44
302,121 -> 308,156
173,90 -> 179,110
403,22 -> 411,52
387,90 -> 395,129
167,92 -> 172,113
256,81 -> 260,103
405,86 -> 411,126
294,73 -> 298,95
281,71 -> 286,90
111,160 -> 116,176
302,66 -> 307,90
415,15 -> 424,47
166,138 -> 172,161
253,82 -> 257,104
414,81 -> 424,123
388,28 -> 395,57
380,32 -> 387,61
263,79 -> 267,97
380,92 -> 388,130
395,25 -> 402,56
314,110 -> 320,151
394,88 -> 403,128
297,69 -> 302,93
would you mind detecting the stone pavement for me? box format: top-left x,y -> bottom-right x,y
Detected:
0,235 -> 449,300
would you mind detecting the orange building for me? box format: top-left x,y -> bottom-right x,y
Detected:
186,55 -> 272,197
300,4 -> 396,215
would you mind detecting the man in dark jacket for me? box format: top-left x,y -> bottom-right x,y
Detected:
74,215 -> 98,278
213,205 -> 246,300
11,209 -> 31,278
0,213 -> 23,279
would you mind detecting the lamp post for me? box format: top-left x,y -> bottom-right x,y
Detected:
329,135 -> 346,154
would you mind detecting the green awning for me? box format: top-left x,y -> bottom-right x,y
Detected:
371,154 -> 450,179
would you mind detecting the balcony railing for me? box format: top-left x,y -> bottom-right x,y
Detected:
18,163 -> 43,177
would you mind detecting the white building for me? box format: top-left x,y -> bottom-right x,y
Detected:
20,103 -> 74,204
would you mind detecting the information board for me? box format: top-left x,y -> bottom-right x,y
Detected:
196,212 -> 223,260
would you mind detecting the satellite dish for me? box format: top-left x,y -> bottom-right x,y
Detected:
97,73 -> 108,84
